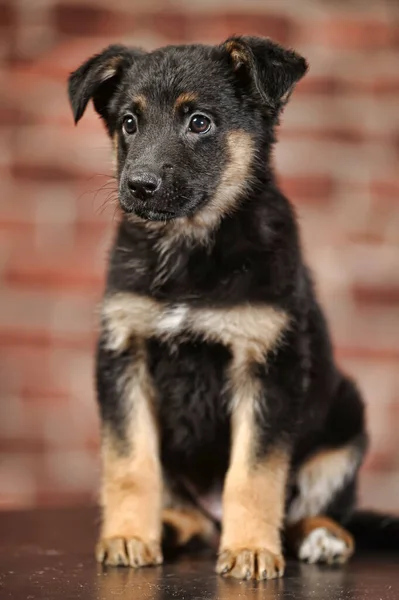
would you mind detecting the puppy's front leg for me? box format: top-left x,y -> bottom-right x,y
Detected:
95,335 -> 163,568
217,368 -> 289,580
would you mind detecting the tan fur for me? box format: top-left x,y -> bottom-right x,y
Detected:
112,132 -> 119,172
101,55 -> 125,81
174,92 -> 198,110
220,397 -> 289,555
99,343 -> 162,545
181,130 -> 255,241
133,94 -> 147,112
225,40 -> 249,71
192,304 -> 288,364
286,516 -> 354,556
287,444 -> 362,525
102,292 -> 288,361
101,292 -> 161,352
162,507 -> 215,546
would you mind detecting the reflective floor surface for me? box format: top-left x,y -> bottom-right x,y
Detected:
1,507 -> 398,599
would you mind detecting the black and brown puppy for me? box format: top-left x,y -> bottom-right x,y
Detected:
68,36 -> 370,580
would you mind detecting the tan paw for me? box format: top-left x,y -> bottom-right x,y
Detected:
95,537 -> 163,568
216,547 -> 285,580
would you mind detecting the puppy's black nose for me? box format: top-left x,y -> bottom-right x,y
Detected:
128,172 -> 162,199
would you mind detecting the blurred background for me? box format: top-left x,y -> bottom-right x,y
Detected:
0,0 -> 398,512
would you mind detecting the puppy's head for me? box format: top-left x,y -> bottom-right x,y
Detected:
69,37 -> 307,224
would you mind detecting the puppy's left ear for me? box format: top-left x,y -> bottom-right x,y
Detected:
222,36 -> 308,110
68,44 -> 144,126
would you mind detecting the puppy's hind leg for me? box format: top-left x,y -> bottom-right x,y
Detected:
286,515 -> 354,565
286,374 -> 367,566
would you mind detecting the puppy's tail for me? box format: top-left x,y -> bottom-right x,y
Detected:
346,510 -> 399,550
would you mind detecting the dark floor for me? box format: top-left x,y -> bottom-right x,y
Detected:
0,507 -> 398,599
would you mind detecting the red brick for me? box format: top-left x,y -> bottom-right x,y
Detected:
0,105 -> 35,126
1,0 -> 399,511
21,39 -> 118,81
0,221 -> 35,233
301,18 -> 397,51
280,127 -> 367,144
0,1 -> 16,30
363,451 -> 395,472
279,175 -> 335,204
296,76 -> 345,96
3,237 -> 105,292
371,78 -> 399,95
54,4 -> 122,37
347,232 -> 385,245
0,328 -> 95,351
19,387 -> 70,402
33,489 -> 94,507
10,162 -> 90,183
371,180 -> 399,200
186,13 -> 294,45
336,346 -> 399,364
137,13 -> 189,42
0,438 -> 48,453
352,285 -> 399,307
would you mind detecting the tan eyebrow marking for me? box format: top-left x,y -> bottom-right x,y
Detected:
133,95 -> 147,112
174,92 -> 198,111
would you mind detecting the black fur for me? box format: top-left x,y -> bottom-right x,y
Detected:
69,35 -> 396,565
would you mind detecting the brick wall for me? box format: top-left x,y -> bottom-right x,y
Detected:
0,0 -> 398,510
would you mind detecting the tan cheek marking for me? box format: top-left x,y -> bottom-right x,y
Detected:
150,130 -> 255,246
192,130 -> 255,230
174,92 -> 198,111
100,345 -> 162,543
112,132 -> 119,172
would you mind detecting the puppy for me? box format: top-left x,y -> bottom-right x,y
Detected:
68,36 -> 369,580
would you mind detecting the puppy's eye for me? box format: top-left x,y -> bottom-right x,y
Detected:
189,114 -> 211,134
122,115 -> 137,135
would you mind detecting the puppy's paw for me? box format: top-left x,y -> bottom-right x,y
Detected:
96,537 -> 163,568
216,548 -> 285,580
298,527 -> 353,565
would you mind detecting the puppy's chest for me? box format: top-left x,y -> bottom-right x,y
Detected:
102,291 -> 289,361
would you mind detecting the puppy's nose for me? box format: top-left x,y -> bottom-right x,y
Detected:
128,172 -> 162,199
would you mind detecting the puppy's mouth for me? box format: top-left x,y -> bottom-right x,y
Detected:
133,204 -> 176,221
121,192 -> 209,222
120,196 -> 177,221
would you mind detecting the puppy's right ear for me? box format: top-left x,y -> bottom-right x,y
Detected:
68,45 -> 144,125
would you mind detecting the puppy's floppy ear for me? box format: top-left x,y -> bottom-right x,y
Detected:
222,36 -> 308,110
68,44 -> 144,125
